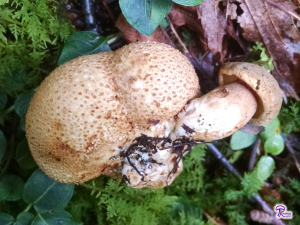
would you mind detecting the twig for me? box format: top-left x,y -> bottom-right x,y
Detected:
102,1 -> 116,23
165,16 -> 189,54
208,143 -> 286,225
159,25 -> 177,49
81,0 -> 97,32
284,137 -> 300,173
202,210 -> 220,225
249,139 -> 261,171
265,0 -> 300,21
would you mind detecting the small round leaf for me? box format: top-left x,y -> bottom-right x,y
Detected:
0,213 -> 14,225
257,156 -> 275,180
264,134 -> 284,155
32,211 -> 77,225
1,174 -> 25,201
260,117 -> 281,141
16,139 -> 36,170
15,91 -> 35,118
23,169 -> 74,212
14,212 -> 34,225
230,130 -> 257,150
20,117 -> 25,131
0,130 -> 6,162
0,182 -> 11,201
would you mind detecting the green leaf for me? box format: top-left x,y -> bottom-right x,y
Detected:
160,18 -> 169,28
16,139 -> 36,170
32,211 -> 77,225
23,169 -> 74,212
0,130 -> 6,162
257,156 -> 275,180
0,90 -> 8,109
20,117 -> 25,131
120,0 -> 172,36
14,212 -> 34,225
260,117 -> 281,141
264,134 -> 284,155
0,213 -> 14,225
15,91 -> 35,117
0,182 -> 11,201
58,31 -> 110,66
230,130 -> 257,150
1,174 -> 25,201
172,0 -> 203,6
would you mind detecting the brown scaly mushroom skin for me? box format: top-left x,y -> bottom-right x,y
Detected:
25,42 -> 200,186
219,62 -> 283,126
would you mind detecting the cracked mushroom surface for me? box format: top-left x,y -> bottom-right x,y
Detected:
25,42 -> 200,186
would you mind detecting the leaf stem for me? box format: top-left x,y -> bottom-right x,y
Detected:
22,203 -> 33,213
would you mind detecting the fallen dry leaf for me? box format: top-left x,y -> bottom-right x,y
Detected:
228,0 -> 300,98
197,0 -> 227,55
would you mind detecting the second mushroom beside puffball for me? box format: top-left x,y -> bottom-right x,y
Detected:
25,42 -> 282,189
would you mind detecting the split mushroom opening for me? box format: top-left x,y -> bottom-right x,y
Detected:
25,42 -> 282,189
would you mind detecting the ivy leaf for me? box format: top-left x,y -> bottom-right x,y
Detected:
260,117 -> 281,141
22,169 -> 74,212
0,90 -> 8,109
257,156 -> 275,181
16,139 -> 36,170
58,31 -> 110,66
264,134 -> 284,155
230,130 -> 257,150
172,0 -> 203,6
0,182 -> 11,201
1,174 -> 25,201
0,213 -> 14,225
15,91 -> 35,117
14,212 -> 34,225
120,0 -> 172,36
32,211 -> 77,225
0,130 -> 6,162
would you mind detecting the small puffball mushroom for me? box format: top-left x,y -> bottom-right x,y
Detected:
25,42 -> 199,187
173,62 -> 282,142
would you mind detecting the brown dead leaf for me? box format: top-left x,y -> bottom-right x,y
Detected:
228,0 -> 300,98
115,14 -> 172,44
197,0 -> 227,55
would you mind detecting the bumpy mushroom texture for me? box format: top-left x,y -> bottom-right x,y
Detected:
219,62 -> 282,126
26,42 -> 200,185
112,42 -> 200,128
174,82 -> 257,142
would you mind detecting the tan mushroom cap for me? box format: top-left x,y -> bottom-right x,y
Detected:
26,52 -> 134,183
26,42 -> 200,184
112,42 -> 200,128
219,62 -> 282,126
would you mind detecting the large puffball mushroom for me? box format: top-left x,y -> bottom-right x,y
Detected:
174,62 -> 282,142
25,42 -> 200,187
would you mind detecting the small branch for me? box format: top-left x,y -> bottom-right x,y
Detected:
81,0 -> 97,32
284,137 -> 300,173
165,16 -> 189,54
265,0 -> 300,21
202,210 -> 220,225
248,139 -> 261,171
102,1 -> 116,23
159,25 -> 177,49
208,143 -> 286,225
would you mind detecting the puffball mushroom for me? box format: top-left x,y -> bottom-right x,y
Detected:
26,42 -> 282,189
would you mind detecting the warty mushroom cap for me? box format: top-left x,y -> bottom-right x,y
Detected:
219,62 -> 282,126
25,42 -> 200,185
